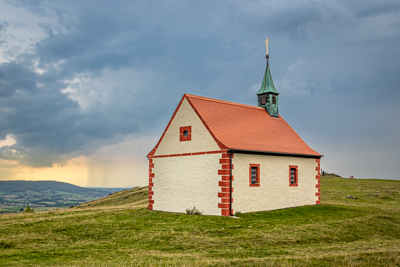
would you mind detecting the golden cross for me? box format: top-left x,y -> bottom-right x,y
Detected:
265,37 -> 269,55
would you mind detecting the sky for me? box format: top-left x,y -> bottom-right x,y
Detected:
0,0 -> 399,187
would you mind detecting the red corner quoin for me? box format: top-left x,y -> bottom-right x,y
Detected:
148,158 -> 154,210
218,152 -> 233,216
316,158 -> 321,205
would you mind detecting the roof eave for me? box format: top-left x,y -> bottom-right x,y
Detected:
228,148 -> 323,159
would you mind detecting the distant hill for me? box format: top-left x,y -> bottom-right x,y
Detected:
0,180 -> 100,194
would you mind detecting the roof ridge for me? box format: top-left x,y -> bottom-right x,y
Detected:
185,93 -> 263,110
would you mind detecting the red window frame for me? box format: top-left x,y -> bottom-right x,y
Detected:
289,165 -> 298,187
179,126 -> 191,142
249,164 -> 260,187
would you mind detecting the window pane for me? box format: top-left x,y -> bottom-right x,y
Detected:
251,167 -> 257,184
290,168 -> 295,184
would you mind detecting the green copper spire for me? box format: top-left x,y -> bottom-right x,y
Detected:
257,56 -> 279,95
256,44 -> 279,117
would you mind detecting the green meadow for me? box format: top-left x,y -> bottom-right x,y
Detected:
1,177 -> 400,266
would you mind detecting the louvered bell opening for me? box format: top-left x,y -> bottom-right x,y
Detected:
261,97 -> 267,105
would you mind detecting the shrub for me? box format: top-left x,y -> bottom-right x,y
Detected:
186,206 -> 202,215
24,205 -> 34,213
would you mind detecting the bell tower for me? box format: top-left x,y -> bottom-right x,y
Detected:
256,38 -> 279,117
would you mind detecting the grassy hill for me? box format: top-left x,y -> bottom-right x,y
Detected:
1,176 -> 400,266
73,186 -> 149,209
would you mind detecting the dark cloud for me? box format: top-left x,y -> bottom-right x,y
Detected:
0,61 -> 38,97
0,60 -> 146,166
340,0 -> 400,18
0,20 -> 8,45
0,0 -> 399,179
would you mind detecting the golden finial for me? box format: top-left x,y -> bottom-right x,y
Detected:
265,37 -> 269,55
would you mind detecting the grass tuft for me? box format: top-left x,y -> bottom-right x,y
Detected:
186,206 -> 203,215
0,240 -> 15,249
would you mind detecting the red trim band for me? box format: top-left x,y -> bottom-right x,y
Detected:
149,150 -> 225,159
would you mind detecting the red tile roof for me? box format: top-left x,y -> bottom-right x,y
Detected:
185,94 -> 321,157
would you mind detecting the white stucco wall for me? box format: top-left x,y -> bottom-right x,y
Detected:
154,98 -> 220,156
152,153 -> 221,215
232,154 -> 318,213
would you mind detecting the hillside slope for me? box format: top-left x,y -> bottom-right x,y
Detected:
1,178 -> 400,266
73,186 -> 149,209
321,176 -> 400,208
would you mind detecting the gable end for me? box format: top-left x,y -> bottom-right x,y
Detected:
148,94 -> 226,157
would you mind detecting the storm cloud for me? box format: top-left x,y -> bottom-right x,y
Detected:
0,0 -> 399,181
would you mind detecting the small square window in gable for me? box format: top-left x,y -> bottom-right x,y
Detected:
179,126 -> 192,142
